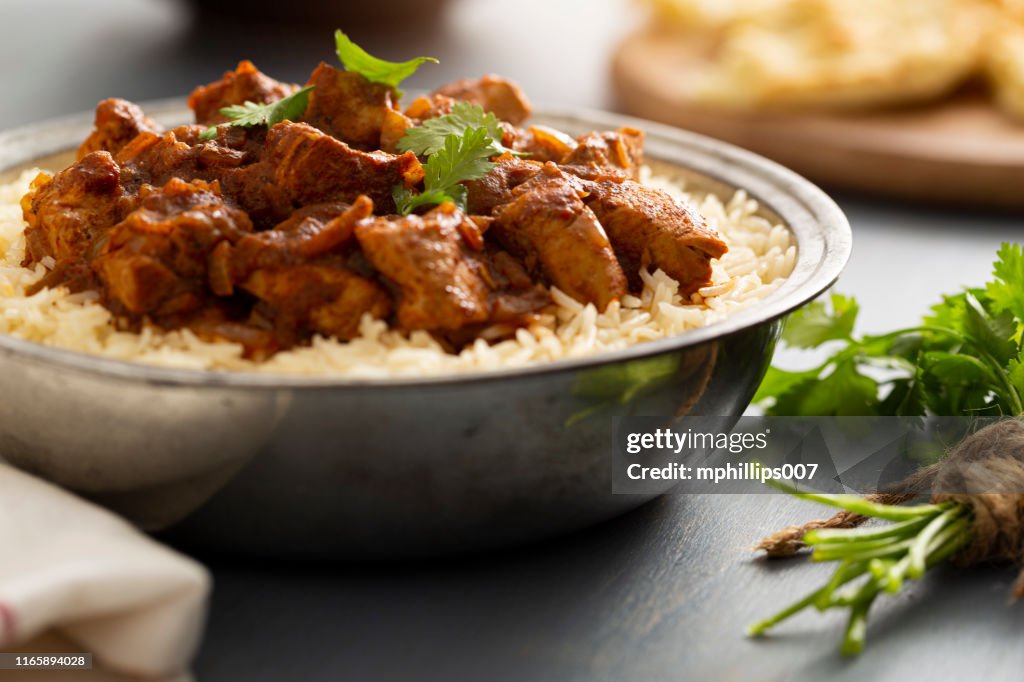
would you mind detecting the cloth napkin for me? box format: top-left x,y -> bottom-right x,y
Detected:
0,464 -> 210,680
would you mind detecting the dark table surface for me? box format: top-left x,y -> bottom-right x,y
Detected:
3,1 -> 1024,680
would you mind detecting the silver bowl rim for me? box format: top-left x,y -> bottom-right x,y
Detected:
0,99 -> 851,390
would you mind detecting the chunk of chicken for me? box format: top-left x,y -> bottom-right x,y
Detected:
115,127 -> 206,192
302,63 -> 399,149
482,246 -> 553,324
433,74 -> 533,125
403,94 -> 457,121
379,109 -> 416,153
561,127 -> 644,181
226,197 -> 390,344
355,203 -> 491,332
115,123 -> 252,184
225,122 -> 424,222
243,263 -> 391,345
464,156 -> 544,215
580,179 -> 728,294
115,123 -> 268,191
21,151 -> 131,281
77,99 -> 163,161
170,302 -> 279,359
228,199 -> 367,281
112,124 -> 283,231
188,60 -> 297,125
492,164 -> 627,310
505,125 -> 579,163
92,178 -> 252,318
112,120 -> 420,230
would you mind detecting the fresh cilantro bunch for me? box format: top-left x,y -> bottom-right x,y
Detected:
198,86 -> 315,141
393,127 -> 497,215
756,243 -> 1024,417
750,243 -> 1024,656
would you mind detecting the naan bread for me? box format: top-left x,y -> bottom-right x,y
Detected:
645,0 -> 789,28
986,21 -> 1024,121
645,0 -> 1010,113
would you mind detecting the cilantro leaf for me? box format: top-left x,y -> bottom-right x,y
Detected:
878,375 -> 927,417
922,288 -> 1015,363
397,101 -> 522,158
394,127 -> 497,215
757,294 -> 902,415
987,242 -> 1024,325
335,30 -> 437,96
424,127 -> 496,194
221,85 -> 315,128
781,293 -> 858,348
767,361 -> 881,417
918,351 -> 1000,415
961,292 -> 1017,365
752,366 -> 822,405
199,85 -> 314,141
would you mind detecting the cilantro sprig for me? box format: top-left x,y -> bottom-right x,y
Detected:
392,101 -> 530,215
393,127 -> 497,215
397,101 -> 522,158
196,28 -> 438,142
198,85 -> 315,141
335,30 -> 437,96
755,243 -> 1024,417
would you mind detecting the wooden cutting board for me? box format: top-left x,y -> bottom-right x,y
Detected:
612,26 -> 1024,209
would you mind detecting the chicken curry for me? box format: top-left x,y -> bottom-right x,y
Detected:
20,33 -> 727,359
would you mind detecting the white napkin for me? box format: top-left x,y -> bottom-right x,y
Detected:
0,464 -> 210,680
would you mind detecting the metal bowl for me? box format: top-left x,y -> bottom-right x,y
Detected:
0,102 -> 850,558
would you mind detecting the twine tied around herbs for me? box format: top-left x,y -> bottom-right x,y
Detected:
757,419 -> 1024,598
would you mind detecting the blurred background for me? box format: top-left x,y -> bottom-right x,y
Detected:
0,0 -> 636,129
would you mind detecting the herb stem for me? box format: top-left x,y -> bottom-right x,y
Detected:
788,491 -> 949,521
746,588 -> 823,637
748,561 -> 867,636
814,560 -> 867,610
906,506 -> 963,578
811,537 -> 915,562
803,515 -> 930,544
985,349 -> 1024,415
840,598 -> 874,656
750,493 -> 975,655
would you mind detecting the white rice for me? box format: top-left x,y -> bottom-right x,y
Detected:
0,166 -> 797,377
